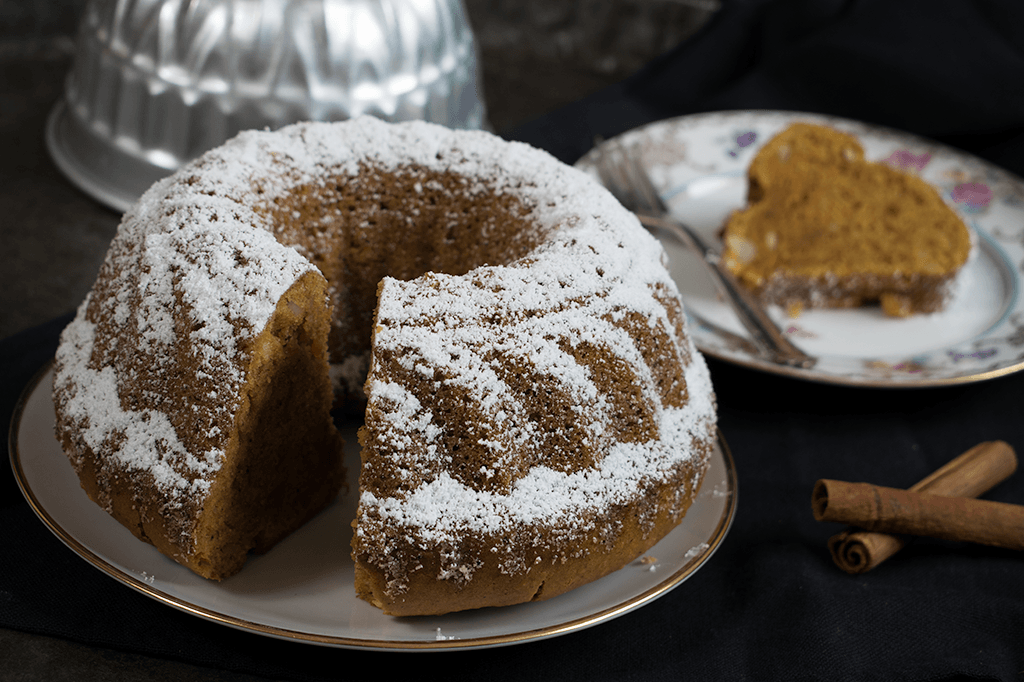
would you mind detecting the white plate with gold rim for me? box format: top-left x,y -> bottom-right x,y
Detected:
578,110 -> 1024,387
10,364 -> 736,651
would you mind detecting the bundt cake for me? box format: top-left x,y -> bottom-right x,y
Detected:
52,116 -> 717,616
720,122 -> 972,317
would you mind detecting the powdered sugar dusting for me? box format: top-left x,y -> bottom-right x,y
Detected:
54,306 -> 218,499
361,353 -> 713,536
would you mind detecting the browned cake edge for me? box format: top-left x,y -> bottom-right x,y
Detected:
755,270 -> 959,318
352,436 -> 714,617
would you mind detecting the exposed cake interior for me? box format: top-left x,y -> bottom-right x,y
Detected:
192,271 -> 343,579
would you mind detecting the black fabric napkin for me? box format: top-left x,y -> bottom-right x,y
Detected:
509,0 -> 1024,179
4,0 -> 1024,679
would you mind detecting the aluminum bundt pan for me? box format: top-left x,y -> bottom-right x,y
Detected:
47,0 -> 487,213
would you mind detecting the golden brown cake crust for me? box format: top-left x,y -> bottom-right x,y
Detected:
721,122 -> 972,317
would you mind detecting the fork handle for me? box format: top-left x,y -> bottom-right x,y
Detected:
637,213 -> 816,369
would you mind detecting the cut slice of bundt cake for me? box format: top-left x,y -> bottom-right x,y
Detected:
721,122 -> 972,317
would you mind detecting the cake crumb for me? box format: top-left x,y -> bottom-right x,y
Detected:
683,543 -> 710,561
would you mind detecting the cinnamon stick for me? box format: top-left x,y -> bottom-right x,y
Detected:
813,479 -> 1024,550
819,441 -> 1017,573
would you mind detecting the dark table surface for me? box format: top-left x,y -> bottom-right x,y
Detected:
4,0 -> 1024,680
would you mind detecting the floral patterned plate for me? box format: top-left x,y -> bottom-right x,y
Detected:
578,110 -> 1024,388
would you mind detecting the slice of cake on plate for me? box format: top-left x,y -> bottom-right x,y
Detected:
721,122 -> 972,317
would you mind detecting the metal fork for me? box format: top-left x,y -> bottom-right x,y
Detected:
593,136 -> 816,369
